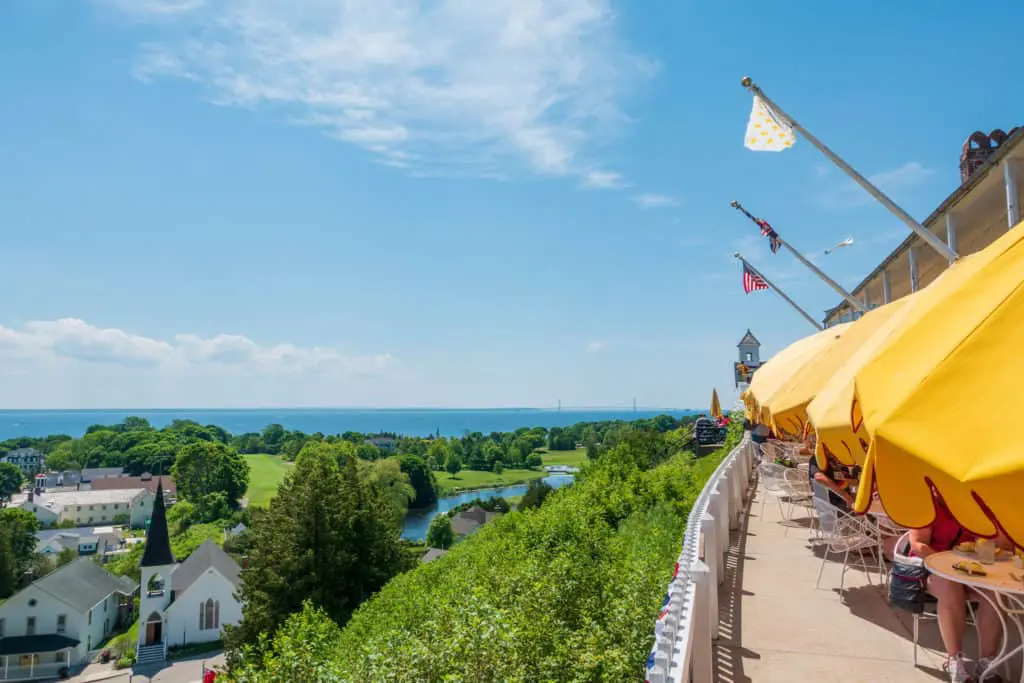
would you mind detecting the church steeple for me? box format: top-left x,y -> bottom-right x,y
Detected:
140,479 -> 175,567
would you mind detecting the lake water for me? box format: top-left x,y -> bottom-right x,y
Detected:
0,408 -> 696,440
401,473 -> 575,541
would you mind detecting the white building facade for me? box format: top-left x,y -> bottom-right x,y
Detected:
11,489 -> 153,529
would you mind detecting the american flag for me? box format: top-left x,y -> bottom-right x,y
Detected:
742,263 -> 769,294
755,217 -> 782,254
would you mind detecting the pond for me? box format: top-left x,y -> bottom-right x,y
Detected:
401,474 -> 575,541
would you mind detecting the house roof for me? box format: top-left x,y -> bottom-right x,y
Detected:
421,548 -> 448,563
0,634 -> 80,656
450,516 -> 481,536
140,481 -> 175,568
80,468 -> 125,480
90,476 -> 177,496
34,558 -> 137,613
737,329 -> 760,347
171,540 -> 241,594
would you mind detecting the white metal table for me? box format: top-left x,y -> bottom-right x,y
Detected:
925,550 -> 1024,682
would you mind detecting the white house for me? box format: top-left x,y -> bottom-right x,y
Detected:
0,559 -> 137,681
1,448 -> 43,475
11,489 -> 153,529
136,482 -> 242,665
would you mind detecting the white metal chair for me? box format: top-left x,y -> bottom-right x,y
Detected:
757,461 -> 794,521
781,467 -> 815,534
813,497 -> 885,600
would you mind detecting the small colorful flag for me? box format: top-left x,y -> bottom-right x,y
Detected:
755,217 -> 782,253
742,263 -> 769,294
744,95 -> 796,151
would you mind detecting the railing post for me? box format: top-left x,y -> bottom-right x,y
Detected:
712,486 -> 729,576
689,560 -> 714,683
700,511 -> 720,636
727,463 -> 742,530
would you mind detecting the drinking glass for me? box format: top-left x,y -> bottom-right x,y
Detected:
976,539 -> 996,565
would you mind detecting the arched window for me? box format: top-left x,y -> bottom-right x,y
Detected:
199,599 -> 219,631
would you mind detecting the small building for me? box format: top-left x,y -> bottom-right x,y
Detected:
79,468 -> 125,482
10,489 -> 154,529
136,482 -> 243,665
88,474 -> 177,499
449,506 -> 501,537
36,527 -> 123,558
365,436 -> 397,452
0,559 -> 137,681
421,548 -> 449,564
1,448 -> 43,475
734,329 -> 762,389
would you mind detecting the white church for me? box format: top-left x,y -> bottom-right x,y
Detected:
136,482 -> 243,665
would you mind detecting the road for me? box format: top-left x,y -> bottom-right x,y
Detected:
64,654 -> 225,683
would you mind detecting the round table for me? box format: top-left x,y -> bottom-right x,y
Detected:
925,551 -> 1024,682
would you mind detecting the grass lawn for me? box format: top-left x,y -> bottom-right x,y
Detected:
434,467 -> 548,493
538,447 -> 588,468
244,453 -> 294,507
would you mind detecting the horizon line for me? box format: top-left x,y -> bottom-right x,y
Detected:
0,405 -> 699,413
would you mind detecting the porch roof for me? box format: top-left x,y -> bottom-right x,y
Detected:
0,635 -> 79,656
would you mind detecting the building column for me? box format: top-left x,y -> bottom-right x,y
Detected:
1006,161 -> 1020,228
882,270 -> 891,304
4,654 -> 7,680
909,247 -> 919,293
945,213 -> 958,264
863,289 -> 870,311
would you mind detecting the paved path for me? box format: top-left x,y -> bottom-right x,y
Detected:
713,487 -> 949,683
63,654 -> 224,683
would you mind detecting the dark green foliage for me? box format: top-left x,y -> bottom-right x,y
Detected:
172,441 -> 250,509
223,442 -> 407,667
0,508 -> 42,598
0,462 -> 23,501
397,455 -> 438,508
518,478 -> 554,511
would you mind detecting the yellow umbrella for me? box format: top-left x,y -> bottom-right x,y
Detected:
765,303 -> 906,439
746,324 -> 850,426
710,389 -> 723,419
851,222 -> 1024,542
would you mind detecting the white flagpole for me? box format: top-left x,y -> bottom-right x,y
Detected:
731,201 -> 866,313
735,253 -> 824,331
741,77 -> 959,263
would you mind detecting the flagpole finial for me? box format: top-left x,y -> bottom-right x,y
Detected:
740,76 -> 754,89
733,252 -> 742,259
730,200 -> 740,209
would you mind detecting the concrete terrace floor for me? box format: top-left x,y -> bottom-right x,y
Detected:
712,486 -> 951,683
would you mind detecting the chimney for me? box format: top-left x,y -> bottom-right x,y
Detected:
961,128 -> 1020,182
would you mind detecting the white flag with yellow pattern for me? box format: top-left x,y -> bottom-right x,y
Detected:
744,95 -> 796,151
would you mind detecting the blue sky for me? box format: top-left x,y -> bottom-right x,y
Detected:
1,0 -> 1022,410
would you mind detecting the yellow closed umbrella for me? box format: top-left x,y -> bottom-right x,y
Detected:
765,302 -> 905,440
710,389 -> 723,419
851,222 -> 1024,542
747,324 -> 849,426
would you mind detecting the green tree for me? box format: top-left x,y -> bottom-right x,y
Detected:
172,441 -> 250,510
444,454 -> 462,476
357,459 -> 415,528
56,546 -> 77,568
0,508 -> 41,598
518,479 -> 553,511
224,443 -> 405,666
0,463 -> 23,501
225,601 -> 343,683
397,456 -> 437,508
261,424 -> 286,454
425,515 -> 454,550
492,460 -> 504,477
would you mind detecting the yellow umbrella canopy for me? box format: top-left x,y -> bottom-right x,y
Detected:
710,389 -> 723,419
746,324 -> 849,426
851,222 -> 1024,542
765,303 -> 905,440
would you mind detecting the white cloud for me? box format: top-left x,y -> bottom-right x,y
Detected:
818,161 -> 934,208
581,170 -> 625,189
0,318 -> 393,376
102,0 -> 654,182
633,193 -> 680,209
585,340 -> 606,353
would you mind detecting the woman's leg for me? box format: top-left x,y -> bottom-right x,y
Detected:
928,575 -> 967,656
968,588 -> 1004,659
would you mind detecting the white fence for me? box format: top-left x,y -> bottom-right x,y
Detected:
645,435 -> 755,683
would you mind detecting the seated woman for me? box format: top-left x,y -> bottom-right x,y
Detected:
909,496 -> 1008,683
807,453 -> 853,511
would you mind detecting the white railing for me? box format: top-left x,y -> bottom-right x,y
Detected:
645,434 -> 755,683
